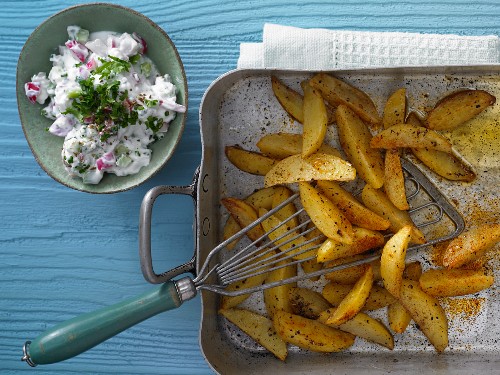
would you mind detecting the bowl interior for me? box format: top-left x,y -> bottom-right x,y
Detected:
16,3 -> 187,193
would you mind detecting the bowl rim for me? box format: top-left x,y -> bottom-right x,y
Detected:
16,2 -> 188,194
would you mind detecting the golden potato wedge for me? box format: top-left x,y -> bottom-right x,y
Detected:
387,261 -> 422,333
271,186 -> 300,228
273,310 -> 355,352
301,224 -> 325,280
309,73 -> 381,126
407,112 -> 476,182
223,216 -> 241,250
220,271 -> 269,310
302,83 -> 328,157
411,147 -> 476,182
264,259 -> 297,317
399,279 -> 448,352
299,182 -> 354,244
426,89 -> 496,131
370,124 -> 453,153
322,281 -> 396,311
380,226 -> 413,297
219,308 -> 288,361
317,227 -> 385,263
259,208 -> 316,260
442,224 -> 500,268
225,146 -> 278,175
419,268 -> 494,297
271,76 -> 336,124
319,309 -> 394,349
316,180 -> 390,231
257,132 -> 342,160
264,152 -> 356,187
271,75 -> 304,123
383,88 -> 407,129
324,265 -> 374,325
289,287 -> 331,319
324,258 -> 382,284
336,105 -> 385,188
384,148 -> 409,210
361,184 -> 426,244
221,197 -> 264,242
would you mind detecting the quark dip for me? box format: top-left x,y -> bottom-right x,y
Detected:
25,26 -> 185,184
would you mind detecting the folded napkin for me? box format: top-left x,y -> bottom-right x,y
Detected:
238,24 -> 500,69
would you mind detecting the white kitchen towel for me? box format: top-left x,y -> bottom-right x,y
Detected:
238,24 -> 500,69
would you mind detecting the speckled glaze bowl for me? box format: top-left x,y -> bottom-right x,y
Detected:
16,3 -> 187,193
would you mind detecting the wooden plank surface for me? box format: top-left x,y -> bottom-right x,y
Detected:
1,0 -> 499,374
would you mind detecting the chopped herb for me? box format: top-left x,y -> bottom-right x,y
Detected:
129,54 -> 141,65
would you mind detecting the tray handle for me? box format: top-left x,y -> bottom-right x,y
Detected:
139,167 -> 200,284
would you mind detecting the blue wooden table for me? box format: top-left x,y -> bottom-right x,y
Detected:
1,1 -> 499,374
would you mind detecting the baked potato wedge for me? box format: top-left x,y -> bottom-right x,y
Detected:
219,308 -> 288,361
316,180 -> 390,231
221,197 -> 264,242
273,310 -> 355,352
264,258 -> 297,317
322,281 -> 396,311
309,73 -> 381,126
336,105 -> 385,188
225,145 -> 278,175
289,287 -> 331,319
324,258 -> 382,284
384,148 -> 409,210
264,152 -> 356,187
419,268 -> 494,297
319,309 -> 394,350
383,88 -> 407,129
302,83 -> 328,157
299,181 -> 354,244
370,124 -> 453,153
257,132 -> 341,159
398,279 -> 448,352
425,89 -> 496,131
442,223 -> 500,268
324,265 -> 374,325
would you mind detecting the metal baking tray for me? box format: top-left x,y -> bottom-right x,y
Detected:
196,66 -> 499,374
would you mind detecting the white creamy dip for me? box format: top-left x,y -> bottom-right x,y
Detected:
25,26 -> 185,184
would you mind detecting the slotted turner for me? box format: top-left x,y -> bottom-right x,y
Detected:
22,158 -> 464,367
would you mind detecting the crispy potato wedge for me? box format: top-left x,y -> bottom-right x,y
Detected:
322,281 -> 396,311
316,180 -> 390,231
384,148 -> 409,210
324,265 -> 374,325
370,124 -> 453,153
419,268 -> 494,297
399,279 -> 448,352
264,259 -> 297,317
221,197 -> 264,242
219,308 -> 288,361
301,223 -> 325,280
317,227 -> 385,263
259,208 -> 316,260
257,132 -> 342,160
289,287 -> 331,319
299,182 -> 354,244
442,224 -> 500,268
380,226 -> 413,297
271,76 -> 336,124
407,112 -> 476,182
220,272 -> 269,310
264,152 -> 356,187
225,146 -> 278,175
319,309 -> 394,349
324,258 -> 382,284
273,310 -> 355,352
302,83 -> 328,157
223,216 -> 242,250
271,186 -> 300,227
387,261 -> 422,333
361,184 -> 426,244
309,73 -> 381,126
383,88 -> 407,129
426,89 -> 496,131
336,105 -> 385,188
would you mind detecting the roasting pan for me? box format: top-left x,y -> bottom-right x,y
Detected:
143,66 -> 499,374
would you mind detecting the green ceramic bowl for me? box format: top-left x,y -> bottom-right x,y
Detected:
16,3 -> 187,193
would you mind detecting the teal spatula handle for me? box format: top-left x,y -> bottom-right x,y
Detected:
22,278 -> 196,366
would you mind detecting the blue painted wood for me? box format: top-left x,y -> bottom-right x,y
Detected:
1,0 -> 499,373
